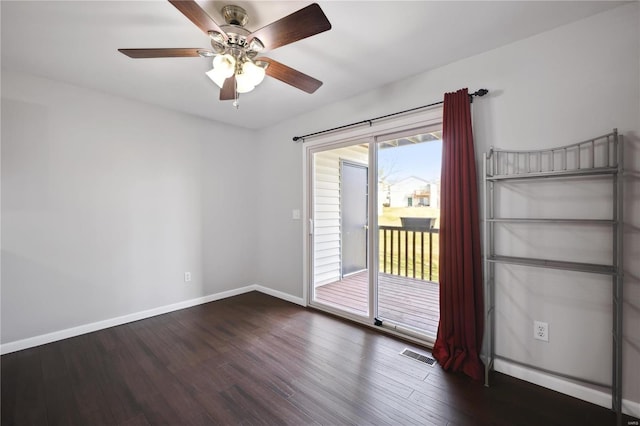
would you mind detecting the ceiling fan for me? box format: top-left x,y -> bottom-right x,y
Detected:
119,1 -> 332,106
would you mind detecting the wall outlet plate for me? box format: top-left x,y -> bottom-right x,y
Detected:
534,320 -> 549,342
184,272 -> 192,282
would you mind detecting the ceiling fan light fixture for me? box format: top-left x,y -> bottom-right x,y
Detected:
242,60 -> 266,86
235,71 -> 255,93
212,54 -> 236,78
205,68 -> 227,88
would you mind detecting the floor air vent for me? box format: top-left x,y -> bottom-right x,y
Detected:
400,348 -> 436,366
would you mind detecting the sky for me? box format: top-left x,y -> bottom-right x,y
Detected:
378,140 -> 442,183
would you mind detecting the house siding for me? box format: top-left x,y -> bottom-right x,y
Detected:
313,145 -> 368,287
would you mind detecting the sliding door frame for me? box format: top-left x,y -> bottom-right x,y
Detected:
305,136 -> 377,325
302,107 -> 443,331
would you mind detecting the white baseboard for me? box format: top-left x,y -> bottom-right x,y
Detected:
494,358 -> 640,419
255,284 -> 306,306
1,285 -> 257,355
0,284 -> 306,356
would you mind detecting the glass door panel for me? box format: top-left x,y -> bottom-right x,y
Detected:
311,143 -> 370,317
376,129 -> 442,337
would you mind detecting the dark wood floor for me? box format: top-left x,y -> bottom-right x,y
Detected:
2,291 -> 633,425
315,271 -> 439,335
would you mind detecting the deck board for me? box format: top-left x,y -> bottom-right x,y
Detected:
314,272 -> 440,335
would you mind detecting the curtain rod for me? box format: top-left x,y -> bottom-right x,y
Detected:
292,88 -> 488,142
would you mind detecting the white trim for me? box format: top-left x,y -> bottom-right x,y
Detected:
303,107 -> 444,309
368,139 -> 379,323
302,148 -> 309,307
255,285 -> 306,306
494,358 -> 640,418
1,284 -> 304,355
307,299 -> 434,348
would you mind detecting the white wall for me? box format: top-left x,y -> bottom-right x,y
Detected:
1,71 -> 259,345
257,3 -> 639,413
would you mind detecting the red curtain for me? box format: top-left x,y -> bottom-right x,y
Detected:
433,88 -> 485,381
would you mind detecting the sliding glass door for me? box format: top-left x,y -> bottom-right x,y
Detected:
306,121 -> 443,340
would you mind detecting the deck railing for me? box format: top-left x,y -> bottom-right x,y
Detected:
379,226 -> 439,282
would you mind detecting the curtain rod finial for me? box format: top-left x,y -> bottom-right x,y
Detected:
469,88 -> 488,103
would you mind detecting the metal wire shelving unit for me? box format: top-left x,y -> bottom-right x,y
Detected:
482,129 -> 623,422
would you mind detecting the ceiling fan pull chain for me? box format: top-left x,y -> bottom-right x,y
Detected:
233,78 -> 239,109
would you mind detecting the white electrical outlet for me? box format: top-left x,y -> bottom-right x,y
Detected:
534,320 -> 549,342
184,272 -> 192,282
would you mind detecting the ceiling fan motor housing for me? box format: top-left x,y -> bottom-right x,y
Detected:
209,5 -> 263,58
222,5 -> 248,26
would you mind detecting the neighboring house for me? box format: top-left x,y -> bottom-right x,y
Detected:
386,176 -> 440,209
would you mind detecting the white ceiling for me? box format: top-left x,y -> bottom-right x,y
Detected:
1,1 -> 626,130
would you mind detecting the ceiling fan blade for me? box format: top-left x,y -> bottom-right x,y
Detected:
168,0 -> 227,41
118,48 -> 211,58
248,3 -> 331,51
220,76 -> 236,100
257,57 -> 322,94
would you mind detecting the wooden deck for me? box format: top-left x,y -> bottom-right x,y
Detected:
314,271 -> 439,335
